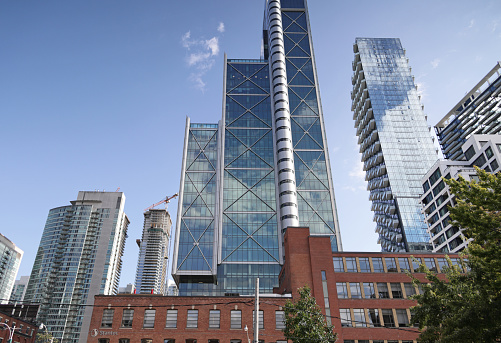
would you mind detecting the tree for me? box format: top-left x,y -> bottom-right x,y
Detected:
283,285 -> 337,343
411,167 -> 501,342
35,331 -> 58,343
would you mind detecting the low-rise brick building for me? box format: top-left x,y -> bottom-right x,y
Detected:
89,227 -> 461,343
0,304 -> 39,343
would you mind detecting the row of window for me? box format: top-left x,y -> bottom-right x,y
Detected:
339,308 -> 414,329
101,309 -> 285,330
98,340 -> 282,343
333,256 -> 464,273
0,317 -> 34,336
336,281 -> 419,299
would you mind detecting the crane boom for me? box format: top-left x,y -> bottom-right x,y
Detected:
143,193 -> 179,212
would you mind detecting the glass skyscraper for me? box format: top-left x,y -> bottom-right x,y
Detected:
0,233 -> 23,304
24,191 -> 129,343
172,0 -> 341,296
351,38 -> 438,252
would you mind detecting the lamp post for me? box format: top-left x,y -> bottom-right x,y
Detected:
0,322 -> 21,343
243,325 -> 250,343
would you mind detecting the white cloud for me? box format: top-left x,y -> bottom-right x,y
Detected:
492,20 -> 499,33
468,19 -> 475,29
430,58 -> 440,69
180,29 -> 223,92
205,37 -> 219,56
217,22 -> 225,33
348,160 -> 365,182
415,81 -> 427,101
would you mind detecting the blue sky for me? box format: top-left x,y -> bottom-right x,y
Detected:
1,0 -> 500,287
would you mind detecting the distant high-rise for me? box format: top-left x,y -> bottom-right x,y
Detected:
172,0 -> 341,296
135,209 -> 171,295
351,38 -> 438,252
0,234 -> 23,304
24,191 -> 129,343
9,275 -> 29,304
435,62 -> 501,160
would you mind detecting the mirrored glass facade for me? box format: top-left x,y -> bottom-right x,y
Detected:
173,0 -> 341,295
352,38 -> 437,252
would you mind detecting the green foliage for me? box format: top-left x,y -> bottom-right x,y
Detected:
35,331 -> 58,343
411,167 -> 501,342
283,285 -> 337,343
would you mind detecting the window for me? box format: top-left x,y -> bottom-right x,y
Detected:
367,309 -> 381,327
485,146 -> 494,159
422,180 -> 430,192
349,282 -> 362,299
209,310 -> 220,329
333,257 -> 344,272
412,257 -> 422,272
101,309 -> 114,328
363,282 -> 376,299
336,282 -> 348,298
208,340 -> 219,343
424,258 -> 437,272
358,257 -> 371,272
121,309 -> 134,328
404,283 -> 416,297
185,340 -> 196,343
472,154 -> 487,168
391,283 -> 403,298
230,341 -> 241,343
398,257 -> 410,272
186,310 -> 198,328
385,257 -> 397,272
352,309 -> 366,327
372,257 -> 384,272
141,339 -> 152,343
339,309 -> 352,327
230,310 -> 241,329
377,282 -> 389,298
429,168 -> 442,185
382,309 -> 395,327
396,309 -> 409,327
253,310 -> 264,329
275,311 -> 285,329
166,310 -> 178,328
321,270 -> 327,280
345,257 -> 357,272
491,159 -> 499,171
143,309 -> 156,328
119,339 -> 130,343
464,145 -> 476,160
98,339 -> 109,343
164,340 -> 175,343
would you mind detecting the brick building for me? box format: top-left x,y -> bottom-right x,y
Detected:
89,227 -> 461,343
0,305 -> 39,343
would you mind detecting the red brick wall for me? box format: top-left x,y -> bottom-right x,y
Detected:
0,313 -> 38,343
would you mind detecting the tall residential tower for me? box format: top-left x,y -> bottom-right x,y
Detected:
0,234 -> 23,304
172,0 -> 341,296
351,38 -> 438,252
24,191 -> 129,343
135,208 -> 172,295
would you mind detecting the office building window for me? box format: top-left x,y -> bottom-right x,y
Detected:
367,309 -> 381,327
424,258 -> 438,272
377,282 -> 389,298
372,257 -> 384,272
230,310 -> 241,329
101,309 -> 114,328
119,339 -> 130,343
333,257 -> 344,272
121,309 -> 134,328
437,258 -> 449,272
143,309 -> 156,328
349,282 -> 362,299
391,283 -> 403,299
382,309 -> 395,327
275,311 -> 285,329
396,309 -> 409,327
339,309 -> 352,327
209,310 -> 220,329
345,257 -> 357,272
398,257 -> 410,272
404,283 -> 416,297
411,257 -> 422,272
186,310 -> 198,328
363,282 -> 376,299
358,257 -> 371,272
385,257 -> 397,272
185,340 -> 196,343
98,339 -> 109,343
352,309 -> 366,327
253,310 -> 264,329
208,340 -> 219,343
336,282 -> 348,298
141,340 -> 152,343
166,310 -> 178,328
164,340 -> 175,343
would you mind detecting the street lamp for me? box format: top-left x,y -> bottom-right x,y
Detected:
0,322 -> 21,343
244,325 -> 250,343
38,323 -> 54,343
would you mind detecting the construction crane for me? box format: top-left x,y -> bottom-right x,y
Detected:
143,193 -> 178,212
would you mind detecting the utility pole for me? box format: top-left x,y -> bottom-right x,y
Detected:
254,278 -> 259,343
